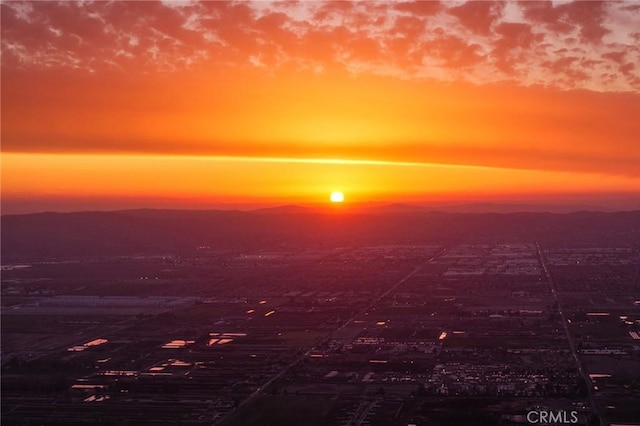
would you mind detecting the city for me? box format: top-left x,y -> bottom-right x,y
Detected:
2,210 -> 639,425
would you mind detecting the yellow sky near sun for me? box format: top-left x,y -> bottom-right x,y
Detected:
4,153 -> 639,208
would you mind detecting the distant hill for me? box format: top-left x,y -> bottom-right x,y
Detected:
426,202 -> 609,213
2,209 -> 639,261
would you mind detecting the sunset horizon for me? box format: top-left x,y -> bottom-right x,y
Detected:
2,0 -> 639,212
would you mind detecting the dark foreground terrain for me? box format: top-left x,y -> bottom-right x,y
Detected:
2,209 -> 639,425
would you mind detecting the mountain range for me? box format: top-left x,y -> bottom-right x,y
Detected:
2,207 -> 639,262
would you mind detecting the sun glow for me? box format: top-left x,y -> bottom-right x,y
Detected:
330,191 -> 344,203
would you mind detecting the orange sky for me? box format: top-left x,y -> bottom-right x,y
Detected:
1,1 -> 639,212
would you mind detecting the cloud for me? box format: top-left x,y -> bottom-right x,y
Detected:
421,33 -> 484,68
1,1 -> 638,91
448,1 -> 504,36
521,1 -> 609,43
394,1 -> 442,17
492,22 -> 537,72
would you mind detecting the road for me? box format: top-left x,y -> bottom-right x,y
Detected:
536,242 -> 605,426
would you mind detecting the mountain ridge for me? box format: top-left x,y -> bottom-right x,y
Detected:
2,208 -> 639,262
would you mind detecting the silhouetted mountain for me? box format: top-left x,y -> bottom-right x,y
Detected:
2,209 -> 639,262
427,202 -> 608,213
251,205 -> 315,214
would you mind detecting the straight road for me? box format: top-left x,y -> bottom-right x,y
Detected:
536,242 -> 605,426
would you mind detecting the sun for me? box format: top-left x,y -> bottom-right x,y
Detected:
330,191 -> 344,203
